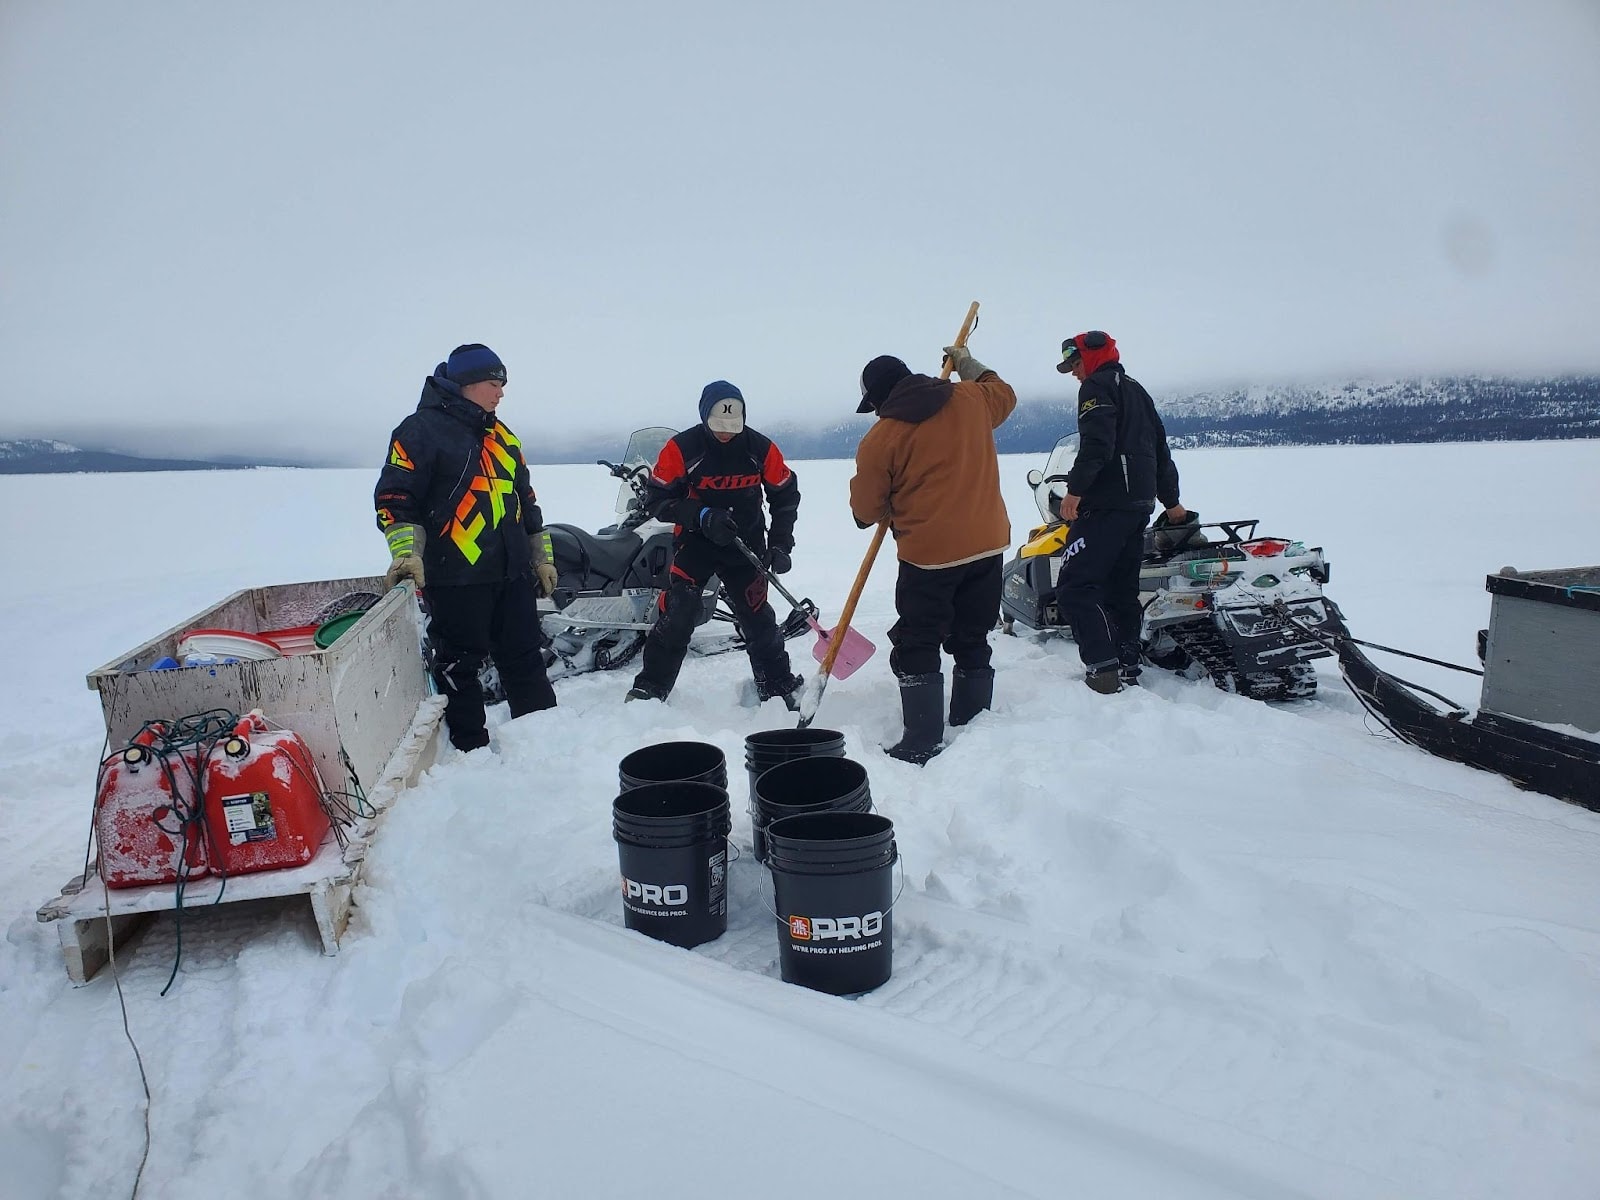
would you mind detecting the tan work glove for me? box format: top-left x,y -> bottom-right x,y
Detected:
383,523 -> 425,589
529,529 -> 558,596
943,344 -> 993,382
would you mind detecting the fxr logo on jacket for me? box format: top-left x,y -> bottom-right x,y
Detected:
447,424 -> 523,564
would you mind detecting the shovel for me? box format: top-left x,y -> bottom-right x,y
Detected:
796,300 -> 982,728
732,538 -> 876,680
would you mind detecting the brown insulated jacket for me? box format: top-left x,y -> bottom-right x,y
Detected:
849,371 -> 1017,569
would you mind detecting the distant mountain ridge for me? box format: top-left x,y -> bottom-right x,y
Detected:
6,375 -> 1596,471
737,373 -> 1600,462
1155,375 -> 1600,448
0,439 -> 286,475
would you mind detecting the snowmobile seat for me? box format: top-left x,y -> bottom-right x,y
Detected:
547,523 -> 645,587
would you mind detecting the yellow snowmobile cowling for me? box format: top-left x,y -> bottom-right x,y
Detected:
1021,520 -> 1072,558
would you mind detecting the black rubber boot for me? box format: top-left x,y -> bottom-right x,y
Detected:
887,673 -> 944,765
948,667 -> 994,727
1117,640 -> 1143,687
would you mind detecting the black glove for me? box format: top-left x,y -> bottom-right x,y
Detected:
766,546 -> 792,575
698,507 -> 738,547
1152,509 -> 1201,554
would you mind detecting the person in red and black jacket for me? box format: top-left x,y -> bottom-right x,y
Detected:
375,343 -> 557,751
1055,331 -> 1191,694
627,380 -> 803,706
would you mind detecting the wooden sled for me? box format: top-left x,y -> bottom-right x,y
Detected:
37,696 -> 445,984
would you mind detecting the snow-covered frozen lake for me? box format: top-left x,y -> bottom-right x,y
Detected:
2,439 -> 1597,1199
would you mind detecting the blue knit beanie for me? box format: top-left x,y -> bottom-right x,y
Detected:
698,380 -> 745,433
442,344 -> 507,387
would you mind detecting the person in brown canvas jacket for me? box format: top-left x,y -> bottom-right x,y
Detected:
848,345 -> 1017,764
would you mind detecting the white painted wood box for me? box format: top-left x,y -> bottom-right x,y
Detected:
1481,566 -> 1600,735
84,576 -> 430,796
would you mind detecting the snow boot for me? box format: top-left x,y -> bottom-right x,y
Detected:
948,666 -> 994,727
1117,641 -> 1143,687
1084,666 -> 1124,695
754,668 -> 805,713
625,680 -> 669,703
887,673 -> 944,765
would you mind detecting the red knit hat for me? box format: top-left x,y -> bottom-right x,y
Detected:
1057,331 -> 1119,376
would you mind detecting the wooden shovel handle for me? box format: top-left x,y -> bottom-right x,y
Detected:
819,300 -> 981,677
938,300 -> 981,381
819,521 -> 888,676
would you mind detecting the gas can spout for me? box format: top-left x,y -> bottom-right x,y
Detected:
232,709 -> 270,738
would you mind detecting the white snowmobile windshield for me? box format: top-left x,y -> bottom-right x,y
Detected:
1034,433 -> 1080,523
616,426 -> 677,517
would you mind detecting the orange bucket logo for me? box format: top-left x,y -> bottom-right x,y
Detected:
789,916 -> 812,940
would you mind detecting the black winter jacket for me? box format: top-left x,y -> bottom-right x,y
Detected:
374,376 -> 544,586
1065,364 -> 1181,514
642,425 -> 800,553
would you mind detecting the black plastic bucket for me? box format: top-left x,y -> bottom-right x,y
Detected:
765,810 -> 897,995
750,755 -> 871,864
613,782 -> 731,949
618,741 -> 728,793
744,727 -> 847,811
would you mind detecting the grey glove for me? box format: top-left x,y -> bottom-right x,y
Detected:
529,529 -> 558,596
383,523 -> 426,589
943,344 -> 993,382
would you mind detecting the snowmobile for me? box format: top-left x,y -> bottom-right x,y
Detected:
535,426 -> 813,681
998,434 -> 1346,700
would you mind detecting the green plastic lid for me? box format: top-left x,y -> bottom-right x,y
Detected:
314,609 -> 368,649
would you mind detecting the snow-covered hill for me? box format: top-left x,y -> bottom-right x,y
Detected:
2,442 -> 1597,1199
0,438 -> 79,459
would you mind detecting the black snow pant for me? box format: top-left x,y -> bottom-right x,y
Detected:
888,555 -> 1002,678
1053,508 -> 1149,673
425,577 -> 556,751
633,535 -> 791,698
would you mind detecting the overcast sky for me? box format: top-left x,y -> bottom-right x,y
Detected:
3,0 -> 1598,463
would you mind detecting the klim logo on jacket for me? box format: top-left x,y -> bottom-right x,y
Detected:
697,473 -> 761,490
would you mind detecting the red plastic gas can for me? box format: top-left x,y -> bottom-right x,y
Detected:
96,724 -> 211,889
202,711 -> 331,875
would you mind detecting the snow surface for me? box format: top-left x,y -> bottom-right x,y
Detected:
2,441 -> 1598,1200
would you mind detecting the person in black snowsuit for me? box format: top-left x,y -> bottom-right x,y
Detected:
1054,331 -> 1193,694
374,343 -> 557,751
627,380 -> 804,707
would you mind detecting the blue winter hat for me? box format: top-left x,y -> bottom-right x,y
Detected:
698,380 -> 745,434
443,343 -> 507,387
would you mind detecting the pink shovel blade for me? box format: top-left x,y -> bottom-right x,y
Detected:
809,617 -> 875,680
